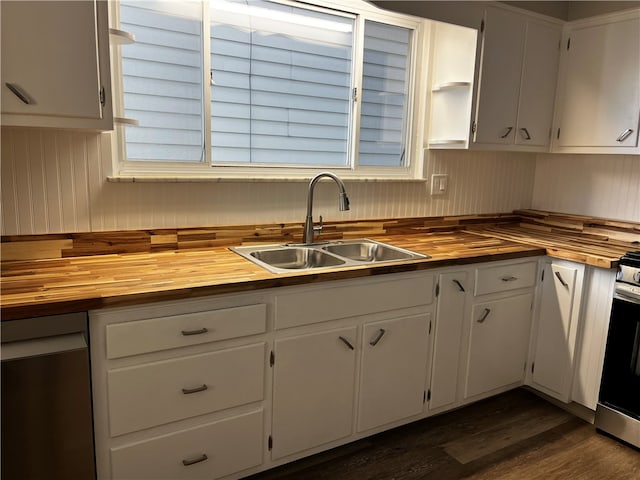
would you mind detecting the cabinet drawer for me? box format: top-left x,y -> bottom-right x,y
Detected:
111,409 -> 263,480
474,261 -> 537,296
106,304 -> 266,359
275,274 -> 434,329
108,343 -> 265,436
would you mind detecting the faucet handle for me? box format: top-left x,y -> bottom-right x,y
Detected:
313,215 -> 323,234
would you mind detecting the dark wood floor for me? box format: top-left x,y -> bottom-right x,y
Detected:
246,388 -> 639,480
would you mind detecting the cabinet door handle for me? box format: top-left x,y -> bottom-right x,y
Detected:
369,328 -> 386,346
452,279 -> 465,292
519,127 -> 531,140
181,327 -> 209,336
5,82 -> 32,104
500,126 -> 513,138
338,336 -> 355,350
477,308 -> 491,323
555,271 -> 569,288
182,454 -> 208,466
181,384 -> 208,395
616,128 -> 633,142
501,276 -> 518,282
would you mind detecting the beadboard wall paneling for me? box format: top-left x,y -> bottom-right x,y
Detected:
1,127 -> 537,235
533,154 -> 640,222
1,128 -> 94,234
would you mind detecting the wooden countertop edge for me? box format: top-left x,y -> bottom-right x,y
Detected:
0,247 -> 544,321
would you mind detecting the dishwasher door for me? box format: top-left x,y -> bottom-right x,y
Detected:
1,313 -> 96,480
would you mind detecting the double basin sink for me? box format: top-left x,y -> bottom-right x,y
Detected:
231,239 -> 429,274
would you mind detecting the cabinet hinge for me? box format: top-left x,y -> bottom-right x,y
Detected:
480,19 -> 485,33
427,389 -> 431,402
423,390 -> 427,404
269,350 -> 275,367
99,86 -> 106,107
268,435 -> 273,451
556,128 -> 561,140
428,320 -> 432,335
542,269 -> 545,282
471,120 -> 477,134
531,362 -> 535,374
435,283 -> 440,297
567,37 -> 571,50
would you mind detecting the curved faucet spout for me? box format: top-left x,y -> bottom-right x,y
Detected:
303,172 -> 350,245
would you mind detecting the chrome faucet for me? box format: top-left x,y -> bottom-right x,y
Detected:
302,172 -> 350,245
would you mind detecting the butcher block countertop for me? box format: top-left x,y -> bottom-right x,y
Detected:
1,232 -> 544,321
2,211 -> 638,321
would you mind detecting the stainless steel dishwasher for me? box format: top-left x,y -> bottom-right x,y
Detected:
1,312 -> 96,480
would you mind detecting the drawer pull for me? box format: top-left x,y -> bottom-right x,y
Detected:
477,308 -> 491,323
555,271 -> 569,288
500,126 -> 513,138
616,128 -> 633,142
369,328 -> 386,346
5,82 -> 32,104
181,384 -> 208,395
181,327 -> 209,336
182,453 -> 208,466
338,336 -> 355,350
452,279 -> 466,292
501,276 -> 518,282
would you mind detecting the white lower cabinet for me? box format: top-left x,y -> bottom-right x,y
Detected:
90,294 -> 270,480
465,293 -> 534,398
271,326 -> 358,460
429,271 -> 469,410
270,272 -> 435,461
90,257 -> 611,479
527,260 -> 585,402
358,314 -> 431,432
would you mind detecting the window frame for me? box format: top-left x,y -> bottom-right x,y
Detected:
109,0 -> 428,181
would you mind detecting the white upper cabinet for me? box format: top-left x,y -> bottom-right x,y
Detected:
473,8 -> 526,146
427,6 -> 561,152
0,0 -> 112,130
552,10 -> 640,153
515,20 -> 562,147
472,7 -> 561,150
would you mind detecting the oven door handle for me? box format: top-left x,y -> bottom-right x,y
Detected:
614,292 -> 640,305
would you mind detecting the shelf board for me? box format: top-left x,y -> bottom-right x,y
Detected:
109,28 -> 135,45
432,81 -> 471,92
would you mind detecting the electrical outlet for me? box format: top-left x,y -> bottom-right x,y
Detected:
430,174 -> 448,195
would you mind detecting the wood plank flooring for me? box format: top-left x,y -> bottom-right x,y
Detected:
245,389 -> 639,480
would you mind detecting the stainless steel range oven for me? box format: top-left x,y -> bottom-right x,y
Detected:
595,251 -> 640,448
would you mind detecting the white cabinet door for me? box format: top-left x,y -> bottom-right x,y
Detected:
473,7 -> 525,145
429,271 -> 469,410
271,326 -> 357,460
0,1 -> 112,129
555,13 -> 640,150
358,313 -> 430,432
529,261 -> 584,402
515,20 -> 561,147
571,267 -> 615,409
465,293 -> 533,399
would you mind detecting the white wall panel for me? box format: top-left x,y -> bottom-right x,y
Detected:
533,154 -> 640,222
2,127 -> 537,234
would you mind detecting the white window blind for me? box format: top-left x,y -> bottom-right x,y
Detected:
120,1 -> 204,162
210,0 -> 354,166
359,21 -> 411,167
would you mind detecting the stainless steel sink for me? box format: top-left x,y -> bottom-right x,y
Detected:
231,239 -> 428,274
249,247 -> 345,271
322,240 -> 422,262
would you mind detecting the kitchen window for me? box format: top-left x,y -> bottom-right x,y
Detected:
109,0 -> 425,180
